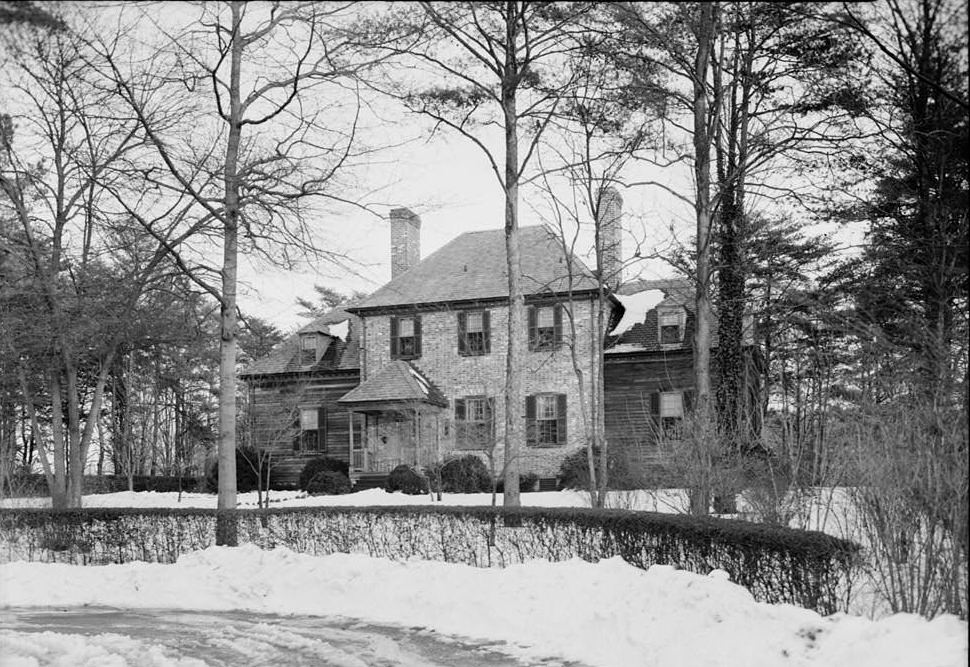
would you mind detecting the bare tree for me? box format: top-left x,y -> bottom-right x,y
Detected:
93,2 -> 378,542
0,24 -> 186,508
374,1 -> 591,509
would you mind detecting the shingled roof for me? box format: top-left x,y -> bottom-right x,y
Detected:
240,307 -> 360,378
337,360 -> 448,407
348,226 -> 599,312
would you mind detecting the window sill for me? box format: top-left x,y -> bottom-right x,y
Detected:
391,354 -> 422,361
526,442 -> 566,449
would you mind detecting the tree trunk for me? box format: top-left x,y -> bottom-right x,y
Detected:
216,0 -> 244,546
690,1 -> 715,516
501,7 -> 523,512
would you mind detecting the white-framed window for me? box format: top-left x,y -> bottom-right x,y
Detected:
391,315 -> 421,359
660,391 -> 684,439
527,393 -> 566,446
529,304 -> 562,351
658,308 -> 685,345
455,395 -> 493,449
459,310 -> 490,356
296,407 -> 325,452
300,334 -> 317,366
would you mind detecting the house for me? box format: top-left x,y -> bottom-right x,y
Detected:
242,191 -> 755,488
242,194 -> 625,486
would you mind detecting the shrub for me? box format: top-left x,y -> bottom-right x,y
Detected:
385,464 -> 429,495
557,447 -> 629,491
520,472 -> 539,492
0,505 -> 861,614
439,455 -> 491,493
299,457 -> 350,491
306,470 -> 352,495
205,446 -> 269,493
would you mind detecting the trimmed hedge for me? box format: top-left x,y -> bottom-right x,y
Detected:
0,505 -> 860,615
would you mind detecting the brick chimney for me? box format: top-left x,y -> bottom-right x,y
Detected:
597,187 -> 623,289
389,207 -> 421,278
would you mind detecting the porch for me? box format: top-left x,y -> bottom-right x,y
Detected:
338,360 -> 449,478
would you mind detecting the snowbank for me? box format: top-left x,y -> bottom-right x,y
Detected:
1,545 -> 965,667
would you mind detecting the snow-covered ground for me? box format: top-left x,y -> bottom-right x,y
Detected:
0,544 -> 965,667
0,487 -> 694,512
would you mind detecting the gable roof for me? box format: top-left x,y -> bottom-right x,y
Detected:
337,360 -> 448,407
240,307 -> 360,377
348,225 -> 599,312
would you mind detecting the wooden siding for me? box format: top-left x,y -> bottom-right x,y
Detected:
604,352 -> 696,463
248,372 -> 360,487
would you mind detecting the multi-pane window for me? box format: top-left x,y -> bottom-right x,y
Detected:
455,396 -> 493,450
526,393 -> 567,447
391,315 -> 421,359
659,391 -> 684,439
300,334 -> 317,366
659,309 -> 685,345
458,310 -> 490,356
296,407 -> 325,452
529,304 -> 562,351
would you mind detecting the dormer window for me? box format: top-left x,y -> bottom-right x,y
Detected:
300,334 -> 317,366
658,308 -> 685,346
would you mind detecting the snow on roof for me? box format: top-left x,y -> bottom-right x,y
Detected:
328,319 -> 350,341
612,290 -> 666,335
408,365 -> 431,397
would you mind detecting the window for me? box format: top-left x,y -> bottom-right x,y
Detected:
652,391 -> 686,440
295,407 -> 326,452
454,396 -> 493,450
458,310 -> 491,356
300,334 -> 317,366
526,393 -> 567,447
391,315 -> 422,359
528,304 -> 563,351
658,309 -> 685,346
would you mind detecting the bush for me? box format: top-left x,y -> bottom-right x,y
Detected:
299,457 -> 350,491
439,455 -> 491,493
306,470 -> 352,495
492,472 -> 539,494
385,464 -> 429,495
520,472 -> 539,492
205,446 -> 269,493
557,447 -> 629,491
0,505 -> 861,614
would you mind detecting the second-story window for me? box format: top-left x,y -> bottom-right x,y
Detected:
391,315 -> 422,359
528,304 -> 563,351
458,310 -> 491,356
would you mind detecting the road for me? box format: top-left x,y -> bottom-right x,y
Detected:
0,607 -> 586,667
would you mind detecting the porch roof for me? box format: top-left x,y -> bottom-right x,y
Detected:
337,360 -> 448,408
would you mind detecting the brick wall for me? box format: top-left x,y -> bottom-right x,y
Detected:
361,298 -> 602,476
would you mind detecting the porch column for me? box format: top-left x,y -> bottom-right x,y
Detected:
347,409 -> 355,471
